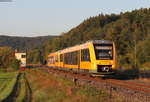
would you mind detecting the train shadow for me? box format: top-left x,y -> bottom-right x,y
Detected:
113,69 -> 150,80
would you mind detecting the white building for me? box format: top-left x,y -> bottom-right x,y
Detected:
15,53 -> 26,67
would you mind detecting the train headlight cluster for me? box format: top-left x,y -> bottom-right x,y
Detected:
103,67 -> 110,72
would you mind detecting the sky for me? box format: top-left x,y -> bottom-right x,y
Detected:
0,0 -> 150,37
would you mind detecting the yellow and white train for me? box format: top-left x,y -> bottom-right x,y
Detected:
47,40 -> 117,75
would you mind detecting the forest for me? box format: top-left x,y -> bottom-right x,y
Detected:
0,35 -> 55,51
0,36 -> 55,70
28,8 -> 150,71
1,8 -> 150,71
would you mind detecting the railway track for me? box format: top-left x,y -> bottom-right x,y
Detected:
48,68 -> 150,102
26,65 -> 150,94
26,65 -> 150,102
35,66 -> 150,94
106,79 -> 150,93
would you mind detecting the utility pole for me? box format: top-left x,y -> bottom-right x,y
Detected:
134,34 -> 137,69
134,23 -> 138,69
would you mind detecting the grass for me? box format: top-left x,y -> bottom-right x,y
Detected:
0,69 -> 124,102
26,69 -> 114,102
0,72 -> 18,101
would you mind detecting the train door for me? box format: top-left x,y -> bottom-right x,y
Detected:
80,48 -> 91,72
78,50 -> 80,70
60,54 -> 64,68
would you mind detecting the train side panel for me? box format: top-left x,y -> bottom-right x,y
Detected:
112,42 -> 117,71
47,40 -> 117,75
80,43 -> 93,71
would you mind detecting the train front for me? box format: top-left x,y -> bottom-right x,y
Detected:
90,40 -> 117,75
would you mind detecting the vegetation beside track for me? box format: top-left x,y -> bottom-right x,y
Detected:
0,72 -> 18,101
26,69 -> 119,102
0,47 -> 20,71
0,72 -> 32,102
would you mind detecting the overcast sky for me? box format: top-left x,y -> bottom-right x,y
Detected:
0,0 -> 150,37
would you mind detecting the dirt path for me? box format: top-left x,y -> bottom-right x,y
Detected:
2,72 -> 32,102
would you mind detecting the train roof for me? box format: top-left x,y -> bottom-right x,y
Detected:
48,40 -> 113,55
87,40 -> 112,44
59,40 -> 113,53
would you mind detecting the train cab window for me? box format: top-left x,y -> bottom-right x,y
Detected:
81,49 -> 90,61
94,44 -> 113,60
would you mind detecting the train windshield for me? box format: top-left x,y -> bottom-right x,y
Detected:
94,44 -> 113,60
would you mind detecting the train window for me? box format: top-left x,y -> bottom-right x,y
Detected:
55,56 -> 58,62
21,55 -> 26,58
60,54 -> 63,62
48,56 -> 55,64
48,56 -> 51,64
64,51 -> 79,65
81,49 -> 90,61
52,56 -> 54,64
72,51 -> 78,65
64,53 -> 68,64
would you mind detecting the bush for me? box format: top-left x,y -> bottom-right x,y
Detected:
9,58 -> 20,70
0,47 -> 20,71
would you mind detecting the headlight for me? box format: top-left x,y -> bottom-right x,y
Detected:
112,65 -> 115,68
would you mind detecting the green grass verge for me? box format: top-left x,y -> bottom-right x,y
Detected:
26,69 -> 112,102
0,72 -> 18,101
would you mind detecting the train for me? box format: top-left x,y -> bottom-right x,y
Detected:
47,40 -> 117,76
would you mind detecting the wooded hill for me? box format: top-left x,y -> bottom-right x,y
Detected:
0,35 -> 55,51
42,8 -> 150,70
